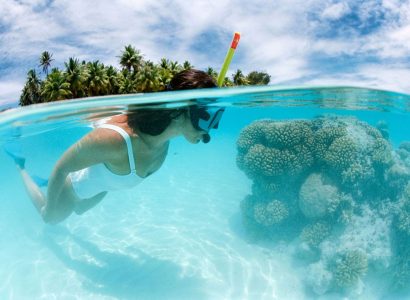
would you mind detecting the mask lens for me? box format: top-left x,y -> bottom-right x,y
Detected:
197,108 -> 224,131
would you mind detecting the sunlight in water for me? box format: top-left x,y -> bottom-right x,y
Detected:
0,86 -> 409,299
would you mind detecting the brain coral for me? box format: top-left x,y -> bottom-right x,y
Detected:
324,136 -> 358,171
299,173 -> 340,219
371,138 -> 393,167
263,121 -> 314,149
313,125 -> 347,162
236,120 -> 314,181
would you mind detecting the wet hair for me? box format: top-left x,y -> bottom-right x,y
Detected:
167,68 -> 217,90
127,69 -> 216,135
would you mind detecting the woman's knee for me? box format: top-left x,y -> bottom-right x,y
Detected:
41,207 -> 70,224
41,200 -> 74,224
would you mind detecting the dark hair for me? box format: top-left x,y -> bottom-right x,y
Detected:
167,69 -> 217,90
127,69 -> 216,136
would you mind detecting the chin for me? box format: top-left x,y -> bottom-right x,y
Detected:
188,137 -> 200,144
185,134 -> 200,144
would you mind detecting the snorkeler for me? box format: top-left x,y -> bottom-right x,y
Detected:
6,69 -> 224,224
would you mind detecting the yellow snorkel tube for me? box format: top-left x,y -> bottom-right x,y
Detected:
217,32 -> 241,87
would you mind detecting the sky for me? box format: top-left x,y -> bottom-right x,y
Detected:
1,0 -> 410,108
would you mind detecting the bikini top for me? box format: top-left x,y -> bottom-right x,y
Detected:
69,124 -> 144,199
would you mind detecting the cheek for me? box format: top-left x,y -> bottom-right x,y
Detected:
186,132 -> 200,143
184,129 -> 202,143
184,123 -> 198,137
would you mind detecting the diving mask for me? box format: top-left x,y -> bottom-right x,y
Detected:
189,106 -> 225,143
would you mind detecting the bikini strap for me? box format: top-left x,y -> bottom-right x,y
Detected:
99,124 -> 136,173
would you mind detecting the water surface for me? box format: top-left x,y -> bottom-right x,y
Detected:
0,86 -> 409,299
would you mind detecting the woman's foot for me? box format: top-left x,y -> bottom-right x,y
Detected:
4,146 -> 25,169
32,175 -> 48,187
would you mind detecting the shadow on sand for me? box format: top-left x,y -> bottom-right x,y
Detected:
42,227 -> 206,300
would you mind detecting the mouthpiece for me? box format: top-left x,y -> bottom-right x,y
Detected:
202,134 -> 211,143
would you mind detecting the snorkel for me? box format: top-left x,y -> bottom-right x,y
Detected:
217,32 -> 241,87
198,32 -> 241,143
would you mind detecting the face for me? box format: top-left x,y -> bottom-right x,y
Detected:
180,112 -> 207,144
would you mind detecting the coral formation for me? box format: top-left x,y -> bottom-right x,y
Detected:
237,120 -> 314,181
335,205 -> 392,268
236,116 -> 410,297
254,200 -> 289,226
298,173 -> 340,219
392,230 -> 410,291
371,138 -> 393,167
376,120 -> 389,140
324,136 -> 357,171
397,184 -> 410,235
333,250 -> 368,288
397,141 -> 410,163
300,222 -> 331,248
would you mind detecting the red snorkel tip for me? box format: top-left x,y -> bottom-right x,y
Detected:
230,32 -> 241,50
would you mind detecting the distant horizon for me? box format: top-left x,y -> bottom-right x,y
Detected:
2,0 -> 410,106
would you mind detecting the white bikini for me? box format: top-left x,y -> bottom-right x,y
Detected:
68,124 -> 144,199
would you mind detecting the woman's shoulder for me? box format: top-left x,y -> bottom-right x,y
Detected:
107,114 -> 129,125
82,126 -> 128,153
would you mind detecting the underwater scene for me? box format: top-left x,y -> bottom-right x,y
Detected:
0,86 -> 410,299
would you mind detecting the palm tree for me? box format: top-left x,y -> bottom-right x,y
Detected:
169,61 -> 182,75
246,71 -> 271,85
206,67 -> 218,81
85,61 -> 109,96
182,61 -> 193,70
105,65 -> 119,95
41,69 -> 72,101
20,85 -> 31,106
119,45 -> 144,73
158,68 -> 172,90
222,77 -> 234,87
233,69 -> 249,86
20,69 -> 42,105
39,51 -> 54,76
159,58 -> 170,70
136,61 -> 161,92
118,70 -> 137,94
65,57 -> 86,98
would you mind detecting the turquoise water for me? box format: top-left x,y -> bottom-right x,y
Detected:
0,86 -> 409,299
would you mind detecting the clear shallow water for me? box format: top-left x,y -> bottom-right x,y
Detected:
0,86 -> 409,299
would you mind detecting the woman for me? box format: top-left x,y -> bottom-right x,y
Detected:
10,69 -> 224,224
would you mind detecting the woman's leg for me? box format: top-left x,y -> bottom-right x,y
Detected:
6,144 -> 75,224
73,192 -> 107,215
17,166 -> 75,224
18,167 -> 47,214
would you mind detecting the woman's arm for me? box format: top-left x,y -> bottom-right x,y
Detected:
43,129 -> 122,218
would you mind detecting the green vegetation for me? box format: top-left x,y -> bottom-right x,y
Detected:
19,46 -> 271,106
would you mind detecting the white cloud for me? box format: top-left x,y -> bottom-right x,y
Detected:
356,64 -> 410,93
321,2 -> 350,20
302,64 -> 410,94
1,0 -> 410,105
0,80 -> 23,107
